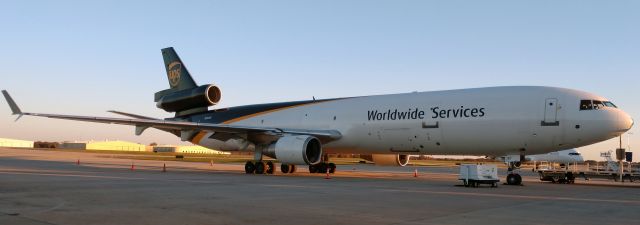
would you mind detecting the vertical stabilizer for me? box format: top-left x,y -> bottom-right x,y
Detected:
161,47 -> 198,91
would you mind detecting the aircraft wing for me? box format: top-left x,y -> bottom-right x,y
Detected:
2,90 -> 342,142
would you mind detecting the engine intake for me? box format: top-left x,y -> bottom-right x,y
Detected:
155,84 -> 221,112
263,135 -> 322,165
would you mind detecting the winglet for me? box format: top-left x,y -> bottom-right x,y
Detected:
2,90 -> 23,115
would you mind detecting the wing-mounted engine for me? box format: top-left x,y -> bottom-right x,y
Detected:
262,135 -> 323,165
363,154 -> 411,166
155,84 -> 222,116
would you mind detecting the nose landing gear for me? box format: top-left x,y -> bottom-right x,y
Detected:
505,154 -> 524,185
506,173 -> 522,185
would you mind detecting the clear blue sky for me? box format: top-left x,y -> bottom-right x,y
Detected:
1,1 -> 638,160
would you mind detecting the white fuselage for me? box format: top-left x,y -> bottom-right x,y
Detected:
194,86 -> 632,157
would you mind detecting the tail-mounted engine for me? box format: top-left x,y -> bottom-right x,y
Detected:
155,84 -> 221,114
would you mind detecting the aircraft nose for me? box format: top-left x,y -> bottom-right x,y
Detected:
620,111 -> 634,132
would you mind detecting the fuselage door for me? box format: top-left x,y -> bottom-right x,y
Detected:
542,98 -> 559,126
421,120 -> 443,154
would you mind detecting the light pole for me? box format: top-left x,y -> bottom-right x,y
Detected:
628,132 -> 633,151
628,132 -> 634,175
619,135 -> 624,182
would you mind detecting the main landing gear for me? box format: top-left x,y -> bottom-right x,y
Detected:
308,162 -> 336,174
244,161 -> 336,174
245,161 -> 275,174
244,151 -> 336,175
280,164 -> 297,174
244,151 -> 276,174
309,154 -> 336,174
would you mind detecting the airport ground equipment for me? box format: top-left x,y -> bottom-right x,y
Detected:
534,159 -> 640,184
537,167 -> 640,183
459,164 -> 499,187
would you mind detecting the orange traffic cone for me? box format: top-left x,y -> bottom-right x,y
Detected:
130,162 -> 135,171
324,170 -> 331,179
76,159 -> 80,165
413,168 -> 418,178
162,163 -> 166,172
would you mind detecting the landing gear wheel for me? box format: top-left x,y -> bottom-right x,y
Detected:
506,174 -> 522,185
266,161 -> 275,174
281,164 -> 297,174
309,164 -> 318,173
245,161 -> 256,174
318,163 -> 328,173
281,164 -> 291,173
290,165 -> 297,173
463,180 -> 470,187
328,163 -> 336,174
255,161 -> 266,174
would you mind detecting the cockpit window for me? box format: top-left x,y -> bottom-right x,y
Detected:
581,100 -> 618,110
569,153 -> 581,156
593,100 -> 604,110
604,101 -> 617,108
580,100 -> 593,110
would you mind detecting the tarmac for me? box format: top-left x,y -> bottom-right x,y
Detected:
1,147 -> 639,225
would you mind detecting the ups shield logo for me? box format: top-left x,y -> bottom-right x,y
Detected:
167,62 -> 182,87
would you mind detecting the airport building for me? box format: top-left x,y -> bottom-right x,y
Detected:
153,145 -> 229,155
59,140 -> 149,151
0,138 -> 34,148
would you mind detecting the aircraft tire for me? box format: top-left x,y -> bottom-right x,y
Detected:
255,162 -> 266,174
266,161 -> 275,174
329,163 -> 336,174
281,164 -> 291,173
318,163 -> 328,173
290,165 -> 297,173
506,174 -> 523,185
245,161 -> 256,174
514,174 -> 522,185
309,165 -> 318,173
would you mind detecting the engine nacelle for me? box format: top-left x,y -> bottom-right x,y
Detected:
155,84 -> 221,112
263,135 -> 322,165
366,154 -> 411,167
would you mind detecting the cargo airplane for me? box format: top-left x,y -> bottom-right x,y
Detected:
2,47 -> 634,185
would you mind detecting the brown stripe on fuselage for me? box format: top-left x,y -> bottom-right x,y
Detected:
190,131 -> 208,143
221,100 -> 336,124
